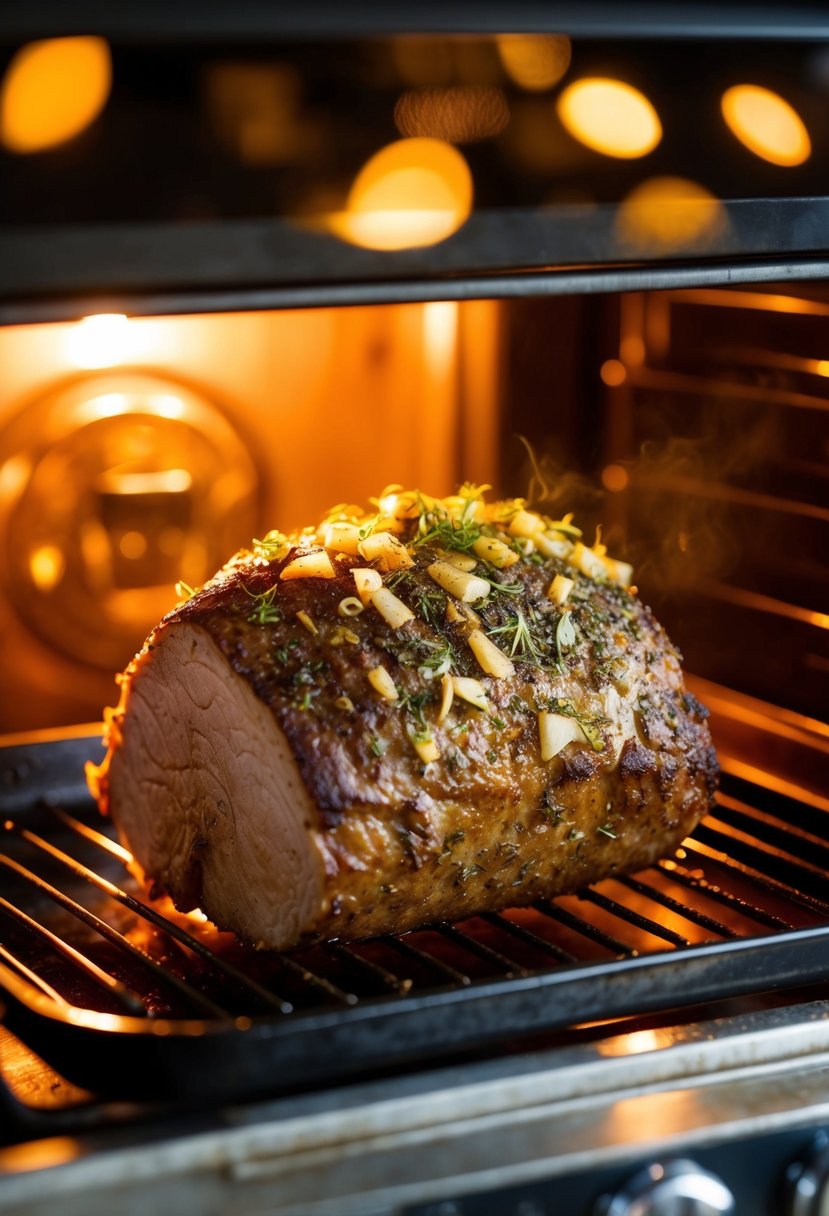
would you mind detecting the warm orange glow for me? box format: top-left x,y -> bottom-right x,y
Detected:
617,177 -> 726,252
620,334 -> 646,366
815,360 -> 829,378
67,314 -> 132,369
394,87 -> 509,144
1,1135 -> 81,1174
602,463 -> 630,492
721,84 -> 810,167
28,544 -> 65,591
118,530 -> 148,560
557,78 -> 662,158
496,34 -> 572,92
600,358 -> 627,387
0,37 -> 112,154
334,138 -> 472,250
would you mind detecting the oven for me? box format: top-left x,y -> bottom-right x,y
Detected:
1,5 -> 829,1214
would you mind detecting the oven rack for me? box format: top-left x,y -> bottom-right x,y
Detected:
1,733 -> 829,1106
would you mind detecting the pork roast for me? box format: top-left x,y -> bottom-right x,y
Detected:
87,486 -> 718,950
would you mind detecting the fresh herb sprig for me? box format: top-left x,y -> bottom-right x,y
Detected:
244,584 -> 282,625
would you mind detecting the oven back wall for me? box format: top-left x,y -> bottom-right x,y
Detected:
0,301 -> 500,730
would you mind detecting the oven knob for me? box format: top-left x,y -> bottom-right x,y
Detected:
595,1159 -> 735,1216
785,1131 -> 829,1216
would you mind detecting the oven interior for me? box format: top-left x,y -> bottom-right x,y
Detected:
1,284 -> 827,1137
0,18 -> 828,1181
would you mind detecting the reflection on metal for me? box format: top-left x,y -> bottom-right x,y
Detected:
496,34 -> 572,92
557,78 -> 662,158
394,86 -> 509,144
721,85 -> 811,167
0,372 -> 258,670
66,314 -> 132,369
333,137 -> 472,250
0,37 -> 111,154
617,178 -> 726,252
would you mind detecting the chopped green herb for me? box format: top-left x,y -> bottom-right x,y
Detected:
555,609 -> 577,665
244,584 -> 282,625
486,748 -> 498,763
274,638 -> 301,664
597,824 -> 617,838
369,735 -> 386,758
567,828 -> 586,842
252,530 -> 290,560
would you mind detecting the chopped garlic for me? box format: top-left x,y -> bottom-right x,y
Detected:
467,629 -> 515,679
280,550 -> 336,580
569,542 -> 607,581
427,560 -> 490,603
411,735 -> 440,764
357,531 -> 414,572
603,555 -> 634,588
329,625 -> 360,646
534,532 -> 574,560
296,610 -> 318,634
323,522 -> 361,554
451,676 -> 489,712
368,665 -> 398,700
438,673 -> 454,723
353,567 -> 382,604
508,509 -> 544,539
370,587 -> 415,629
547,573 -> 574,606
441,551 -> 478,572
338,596 -> 365,617
472,536 -> 519,569
538,711 -> 583,761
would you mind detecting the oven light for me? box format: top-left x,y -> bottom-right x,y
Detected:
67,314 -> 133,370
28,544 -> 65,592
721,84 -> 811,167
556,78 -> 662,159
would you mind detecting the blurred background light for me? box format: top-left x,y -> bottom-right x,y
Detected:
721,84 -> 811,166
557,77 -> 662,158
394,86 -> 509,143
616,177 -> 726,252
333,138 -> 472,251
496,34 -> 572,92
0,37 -> 112,154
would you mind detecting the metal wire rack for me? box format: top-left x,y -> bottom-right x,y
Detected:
1,737 -> 829,1105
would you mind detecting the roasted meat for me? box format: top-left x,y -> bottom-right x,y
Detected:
88,486 -> 718,950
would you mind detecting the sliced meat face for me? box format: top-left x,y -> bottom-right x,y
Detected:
104,621 -> 327,949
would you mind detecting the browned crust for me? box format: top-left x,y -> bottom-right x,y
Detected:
92,523 -> 718,948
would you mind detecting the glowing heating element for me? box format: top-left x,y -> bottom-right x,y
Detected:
0,37 -> 112,153
333,138 -> 473,251
557,78 -> 662,159
721,84 -> 811,167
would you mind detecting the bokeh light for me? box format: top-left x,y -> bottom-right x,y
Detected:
0,37 -> 112,153
721,84 -> 810,167
333,138 -> 473,251
557,78 -> 662,159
